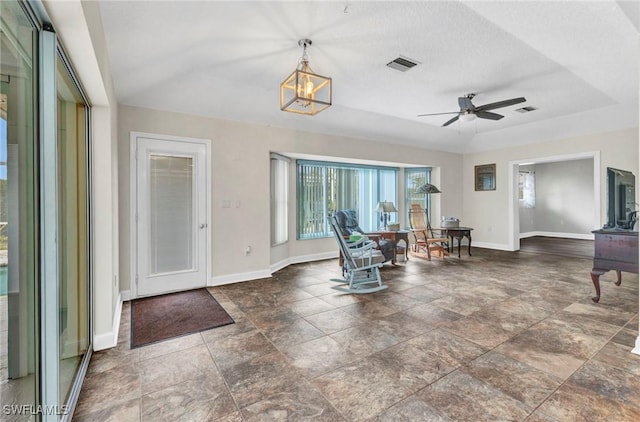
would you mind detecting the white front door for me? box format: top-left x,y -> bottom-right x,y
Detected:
135,135 -> 209,297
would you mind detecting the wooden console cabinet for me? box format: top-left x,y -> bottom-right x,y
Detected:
590,229 -> 638,303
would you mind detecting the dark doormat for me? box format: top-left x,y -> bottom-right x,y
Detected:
131,288 -> 234,348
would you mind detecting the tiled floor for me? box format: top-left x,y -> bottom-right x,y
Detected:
73,247 -> 640,421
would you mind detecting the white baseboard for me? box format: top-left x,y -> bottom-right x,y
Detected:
93,293 -> 123,351
270,251 -> 338,273
209,269 -> 272,287
208,252 -> 339,288
520,231 -> 594,240
632,335 -> 640,356
471,242 -> 513,251
120,290 -> 131,301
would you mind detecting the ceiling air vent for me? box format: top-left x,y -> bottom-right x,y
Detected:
386,56 -> 420,72
516,106 -> 538,113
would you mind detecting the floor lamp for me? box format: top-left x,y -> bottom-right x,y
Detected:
416,183 -> 441,236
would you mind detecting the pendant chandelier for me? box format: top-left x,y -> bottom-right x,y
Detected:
280,39 -> 332,115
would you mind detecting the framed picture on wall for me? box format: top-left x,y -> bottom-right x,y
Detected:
475,164 -> 496,191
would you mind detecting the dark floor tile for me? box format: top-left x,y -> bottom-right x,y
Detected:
340,300 -> 397,319
74,362 -> 141,417
241,382 -> 345,421
311,355 -> 422,420
415,370 -> 530,421
567,359 -> 640,408
329,323 -> 404,357
562,301 -> 636,327
377,395 -> 453,421
282,336 -> 352,378
205,329 -> 277,370
221,351 -> 304,408
402,303 -> 463,328
286,297 -> 336,317
141,375 -> 237,421
261,318 -> 326,348
495,315 -> 620,379
365,290 -> 424,312
139,344 -> 223,395
536,381 -> 640,421
460,351 -> 561,410
304,307 -> 362,334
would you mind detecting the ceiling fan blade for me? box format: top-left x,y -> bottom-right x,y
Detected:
417,111 -> 459,117
458,96 -> 474,110
475,97 -> 526,112
476,110 -> 504,120
442,115 -> 460,127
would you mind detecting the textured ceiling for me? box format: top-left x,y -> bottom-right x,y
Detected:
98,1 -> 638,153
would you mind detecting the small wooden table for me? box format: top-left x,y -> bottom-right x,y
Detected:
590,229 -> 638,303
373,230 -> 410,262
436,227 -> 474,258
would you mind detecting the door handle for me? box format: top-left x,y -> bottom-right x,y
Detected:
199,223 -> 207,229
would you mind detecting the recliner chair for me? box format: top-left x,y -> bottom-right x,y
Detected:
334,209 -> 397,264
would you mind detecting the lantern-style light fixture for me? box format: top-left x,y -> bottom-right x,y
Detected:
280,39 -> 332,115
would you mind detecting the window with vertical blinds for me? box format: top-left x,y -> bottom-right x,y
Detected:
405,167 -> 432,227
297,160 -> 398,239
270,153 -> 289,245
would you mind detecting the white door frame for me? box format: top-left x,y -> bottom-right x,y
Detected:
508,150 -> 601,251
129,131 -> 212,299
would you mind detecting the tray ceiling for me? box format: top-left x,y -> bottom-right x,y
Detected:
98,1 -> 639,153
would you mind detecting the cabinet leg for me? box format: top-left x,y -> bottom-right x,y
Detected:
614,270 -> 622,286
590,269 -> 606,303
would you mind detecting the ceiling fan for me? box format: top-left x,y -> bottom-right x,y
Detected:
418,93 -> 526,127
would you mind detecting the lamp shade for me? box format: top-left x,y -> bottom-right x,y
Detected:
416,183 -> 441,194
376,201 -> 397,213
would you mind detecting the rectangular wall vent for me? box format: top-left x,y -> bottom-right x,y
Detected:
386,56 -> 420,72
516,106 -> 538,113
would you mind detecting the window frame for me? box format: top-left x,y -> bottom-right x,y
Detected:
296,160 -> 398,239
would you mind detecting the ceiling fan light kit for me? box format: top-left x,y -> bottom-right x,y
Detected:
459,112 -> 477,122
280,39 -> 332,116
418,93 -> 526,127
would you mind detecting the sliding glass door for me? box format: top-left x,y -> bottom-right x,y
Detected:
56,55 -> 89,409
0,0 -> 39,417
1,1 -> 91,419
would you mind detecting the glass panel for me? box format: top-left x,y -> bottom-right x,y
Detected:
149,155 -> 194,274
270,156 -> 288,246
405,168 -> 430,227
298,161 -> 399,238
56,55 -> 89,405
0,0 -> 38,415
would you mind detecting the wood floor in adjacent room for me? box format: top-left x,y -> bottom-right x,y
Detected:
73,246 -> 639,421
519,236 -> 594,259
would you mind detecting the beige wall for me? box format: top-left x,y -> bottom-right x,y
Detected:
118,105 -> 463,291
463,127 -> 639,250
